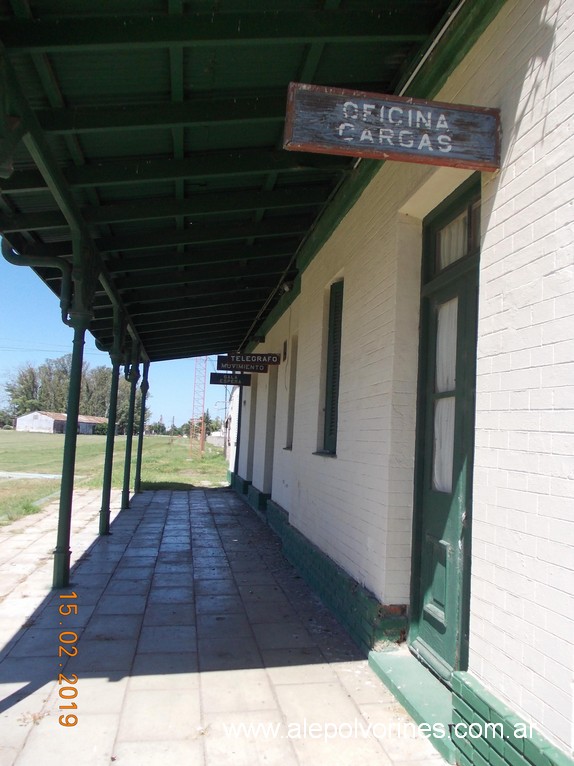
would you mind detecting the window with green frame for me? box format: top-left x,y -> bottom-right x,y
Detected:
323,280 -> 344,453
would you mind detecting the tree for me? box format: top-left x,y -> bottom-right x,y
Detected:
115,378 -> 146,435
204,409 -> 213,436
5,363 -> 41,415
201,409 -> 222,436
37,355 -> 83,413
0,408 -> 14,428
3,355 -> 150,432
82,365 -> 114,417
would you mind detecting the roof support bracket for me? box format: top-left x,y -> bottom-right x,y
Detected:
1,235 -> 72,324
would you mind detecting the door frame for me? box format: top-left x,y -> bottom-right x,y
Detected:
409,174 -> 481,682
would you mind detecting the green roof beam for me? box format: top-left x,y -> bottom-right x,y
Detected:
113,291 -> 271,316
34,94 -> 286,134
3,150 -> 347,192
115,275 -> 284,304
143,329 -> 248,349
0,186 -> 329,231
2,11 -> 430,54
12,217 -> 312,257
111,260 -> 291,292
109,240 -> 298,274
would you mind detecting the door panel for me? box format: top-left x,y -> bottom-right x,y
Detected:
410,181 -> 480,682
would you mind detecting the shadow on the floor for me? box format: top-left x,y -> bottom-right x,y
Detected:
0,488 -> 363,716
139,480 -> 197,490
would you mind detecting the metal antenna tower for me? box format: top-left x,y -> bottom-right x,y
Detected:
190,356 -> 207,457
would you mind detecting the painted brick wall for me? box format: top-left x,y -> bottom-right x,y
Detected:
243,0 -> 572,752
285,160 -> 431,606
268,306 -> 300,511
251,364 -> 277,494
236,375 -> 257,481
438,0 -> 574,753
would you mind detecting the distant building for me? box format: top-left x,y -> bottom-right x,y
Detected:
16,411 -> 108,435
205,430 -> 225,448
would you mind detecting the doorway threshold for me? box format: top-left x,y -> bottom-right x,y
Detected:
369,646 -> 455,762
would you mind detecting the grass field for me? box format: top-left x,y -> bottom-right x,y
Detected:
0,431 -> 229,526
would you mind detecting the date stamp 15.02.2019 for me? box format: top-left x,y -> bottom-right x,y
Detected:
57,592 -> 79,727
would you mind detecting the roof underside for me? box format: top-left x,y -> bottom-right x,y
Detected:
0,0 -> 454,363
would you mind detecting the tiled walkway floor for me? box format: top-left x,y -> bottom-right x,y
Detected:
0,487 -> 444,766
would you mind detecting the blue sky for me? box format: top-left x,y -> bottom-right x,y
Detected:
0,252 -> 227,426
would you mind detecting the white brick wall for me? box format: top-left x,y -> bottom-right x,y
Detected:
241,0 -> 573,751
237,376 -> 257,481
285,162 -> 429,604
442,0 -> 574,752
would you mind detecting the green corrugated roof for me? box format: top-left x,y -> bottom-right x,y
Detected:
1,0 -> 455,362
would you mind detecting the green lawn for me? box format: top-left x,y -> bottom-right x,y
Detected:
0,431 -> 229,526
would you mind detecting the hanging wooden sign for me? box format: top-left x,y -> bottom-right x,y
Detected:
283,82 -> 500,172
210,373 -> 251,386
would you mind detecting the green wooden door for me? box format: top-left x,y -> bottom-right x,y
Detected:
410,179 -> 480,682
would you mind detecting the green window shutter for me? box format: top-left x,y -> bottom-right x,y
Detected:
323,280 -> 344,453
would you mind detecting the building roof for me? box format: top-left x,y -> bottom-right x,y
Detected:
0,0 -> 485,363
19,411 -> 108,425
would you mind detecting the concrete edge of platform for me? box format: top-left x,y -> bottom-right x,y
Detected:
369,647 -> 455,763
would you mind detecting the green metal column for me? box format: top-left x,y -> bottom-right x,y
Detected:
134,361 -> 150,493
98,356 -> 121,535
121,357 -> 140,510
52,312 -> 90,589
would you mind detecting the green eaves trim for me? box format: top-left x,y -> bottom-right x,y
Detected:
245,273 -> 301,351
254,0 -> 509,339
296,0 -> 509,276
400,0 -> 510,99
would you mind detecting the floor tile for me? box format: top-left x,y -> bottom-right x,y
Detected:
0,487 -> 444,766
137,625 -> 196,653
195,594 -> 244,615
201,710 -> 299,766
252,622 -> 315,650
110,739 -> 204,766
197,636 -> 263,672
142,603 -> 195,626
117,689 -> 201,741
196,612 -> 253,639
130,652 -> 199,691
200,668 -> 277,714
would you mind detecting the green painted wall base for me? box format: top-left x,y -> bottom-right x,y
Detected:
246,484 -> 270,519
369,648 -> 455,762
263,497 -> 407,655
452,672 -> 573,766
229,472 -> 251,496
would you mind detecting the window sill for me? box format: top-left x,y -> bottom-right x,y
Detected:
312,450 -> 337,458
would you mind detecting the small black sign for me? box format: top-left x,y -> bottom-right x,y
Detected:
225,353 -> 281,365
210,373 -> 251,386
217,355 -> 268,373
